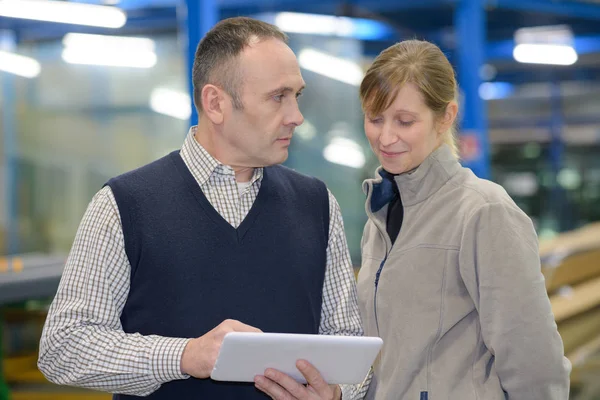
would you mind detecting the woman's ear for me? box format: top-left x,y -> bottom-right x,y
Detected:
438,101 -> 458,135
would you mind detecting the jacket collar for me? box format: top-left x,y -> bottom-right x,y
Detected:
363,144 -> 462,212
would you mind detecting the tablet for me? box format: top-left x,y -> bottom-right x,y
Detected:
210,332 -> 382,385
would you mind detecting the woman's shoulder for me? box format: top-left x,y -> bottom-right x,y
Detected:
448,167 -> 525,216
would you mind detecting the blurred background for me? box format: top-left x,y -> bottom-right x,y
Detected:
1,0 -> 600,399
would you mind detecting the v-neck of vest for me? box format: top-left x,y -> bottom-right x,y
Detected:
169,151 -> 268,244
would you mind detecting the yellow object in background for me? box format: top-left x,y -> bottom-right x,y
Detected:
12,257 -> 23,273
0,257 -> 24,272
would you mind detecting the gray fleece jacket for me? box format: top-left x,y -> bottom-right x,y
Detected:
357,144 -> 571,400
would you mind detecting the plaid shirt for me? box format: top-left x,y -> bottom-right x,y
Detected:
39,127 -> 370,399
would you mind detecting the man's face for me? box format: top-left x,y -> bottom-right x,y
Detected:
221,38 -> 305,168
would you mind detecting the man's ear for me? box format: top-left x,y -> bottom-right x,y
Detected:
201,84 -> 226,125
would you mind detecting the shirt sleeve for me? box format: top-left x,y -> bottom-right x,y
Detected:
38,186 -> 190,396
321,190 -> 371,399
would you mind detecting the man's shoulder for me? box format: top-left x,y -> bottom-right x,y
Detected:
109,151 -> 179,185
266,165 -> 330,207
268,164 -> 324,187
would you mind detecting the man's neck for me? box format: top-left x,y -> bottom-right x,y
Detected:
193,124 -> 255,183
234,168 -> 254,183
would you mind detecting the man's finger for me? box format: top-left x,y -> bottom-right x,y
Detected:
262,368 -> 308,399
254,375 -> 293,400
296,360 -> 329,393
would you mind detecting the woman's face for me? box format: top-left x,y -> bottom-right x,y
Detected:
364,83 -> 444,175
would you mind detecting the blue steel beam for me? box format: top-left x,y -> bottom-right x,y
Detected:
69,0 -> 458,12
218,0 -> 456,12
355,0 -> 456,9
182,0 -> 218,127
494,67 -> 600,84
6,2 -> 600,61
67,0 -> 176,8
490,0 -> 600,20
455,0 -> 490,179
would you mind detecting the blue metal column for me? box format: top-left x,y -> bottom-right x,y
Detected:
1,31 -> 19,257
181,0 -> 218,127
455,0 -> 490,179
548,82 -> 571,231
494,0 -> 600,20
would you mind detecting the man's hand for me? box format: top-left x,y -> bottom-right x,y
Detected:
180,319 -> 261,378
254,359 -> 341,400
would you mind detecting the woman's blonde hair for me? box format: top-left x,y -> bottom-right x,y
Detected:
359,39 -> 459,158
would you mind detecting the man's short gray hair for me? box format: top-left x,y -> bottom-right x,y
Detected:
192,17 -> 288,112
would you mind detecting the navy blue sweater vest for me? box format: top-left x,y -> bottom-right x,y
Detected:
106,151 -> 329,400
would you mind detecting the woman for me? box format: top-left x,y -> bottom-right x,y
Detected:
357,40 -> 571,400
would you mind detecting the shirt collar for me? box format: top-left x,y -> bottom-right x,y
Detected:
180,126 -> 264,187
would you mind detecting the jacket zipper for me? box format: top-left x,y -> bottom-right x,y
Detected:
367,180 -> 396,336
373,256 -> 387,335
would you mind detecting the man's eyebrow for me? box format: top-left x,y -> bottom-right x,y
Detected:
266,85 -> 305,96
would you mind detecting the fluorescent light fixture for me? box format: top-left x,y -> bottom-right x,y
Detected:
298,49 -> 363,86
0,50 -> 41,78
323,137 -> 365,169
62,33 -> 156,68
515,25 -> 573,46
513,44 -> 577,66
150,88 -> 192,120
259,12 -> 394,41
62,47 -> 156,68
513,25 -> 577,66
0,0 -> 126,28
63,33 -> 155,53
275,12 -> 354,36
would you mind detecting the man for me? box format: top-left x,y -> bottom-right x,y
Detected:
38,17 -> 367,400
